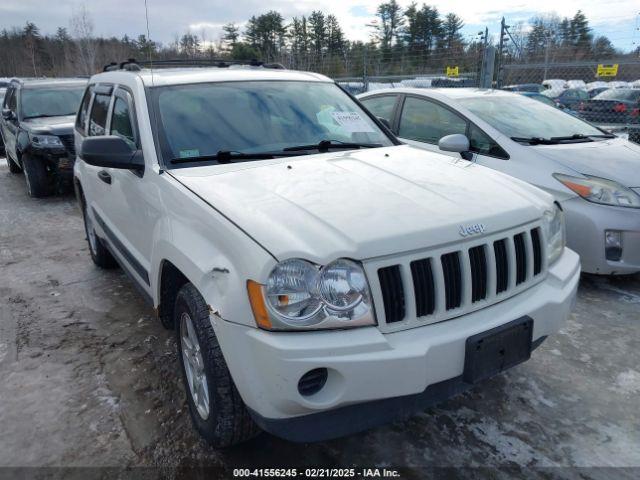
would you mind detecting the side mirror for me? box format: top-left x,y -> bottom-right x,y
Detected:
438,134 -> 470,153
80,136 -> 144,171
377,117 -> 391,129
2,108 -> 14,120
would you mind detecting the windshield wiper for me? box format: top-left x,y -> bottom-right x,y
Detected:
283,139 -> 382,153
587,133 -> 616,139
510,134 -> 597,145
170,150 -> 305,165
549,134 -> 593,142
510,136 -> 559,145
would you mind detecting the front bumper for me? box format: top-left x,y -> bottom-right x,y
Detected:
30,148 -> 75,180
562,196 -> 640,274
213,248 -> 580,442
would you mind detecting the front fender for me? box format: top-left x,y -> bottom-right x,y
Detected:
150,218 -> 276,328
17,129 -> 30,156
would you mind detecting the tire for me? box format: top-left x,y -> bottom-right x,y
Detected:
8,156 -> 22,174
81,198 -> 118,269
175,283 -> 260,447
22,154 -> 51,198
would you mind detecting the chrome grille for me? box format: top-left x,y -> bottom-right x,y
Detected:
367,223 -> 547,333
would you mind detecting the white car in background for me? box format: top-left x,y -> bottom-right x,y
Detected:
359,88 -> 640,275
566,79 -> 586,90
541,79 -> 567,95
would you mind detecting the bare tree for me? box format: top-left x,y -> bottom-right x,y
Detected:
70,5 -> 98,74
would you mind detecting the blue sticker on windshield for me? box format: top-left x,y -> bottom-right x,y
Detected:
179,149 -> 200,158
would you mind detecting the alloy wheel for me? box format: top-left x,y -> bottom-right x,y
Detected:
180,312 -> 210,420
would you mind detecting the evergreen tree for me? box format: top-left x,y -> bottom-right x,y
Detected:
222,23 -> 240,47
308,11 -> 327,59
289,16 -> 310,68
179,33 -> 200,57
570,10 -> 592,51
592,35 -> 616,58
558,18 -> 571,46
372,0 -> 404,49
441,13 -> 463,51
244,11 -> 285,61
23,22 -> 42,76
326,15 -> 345,57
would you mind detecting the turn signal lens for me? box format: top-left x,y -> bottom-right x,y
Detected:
247,280 -> 271,330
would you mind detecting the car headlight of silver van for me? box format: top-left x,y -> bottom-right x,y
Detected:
542,204 -> 566,265
247,258 -> 375,330
554,173 -> 640,208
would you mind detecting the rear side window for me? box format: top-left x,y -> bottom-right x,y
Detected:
110,97 -> 136,147
89,93 -> 110,136
76,86 -> 94,133
360,95 -> 397,125
399,97 -> 467,144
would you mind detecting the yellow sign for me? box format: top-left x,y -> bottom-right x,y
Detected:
597,64 -> 618,77
446,66 -> 459,78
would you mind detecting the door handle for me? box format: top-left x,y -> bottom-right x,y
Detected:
98,170 -> 112,185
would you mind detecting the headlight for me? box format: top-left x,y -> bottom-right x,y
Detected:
542,204 -> 566,265
247,258 -> 375,330
31,134 -> 63,148
554,173 -> 640,208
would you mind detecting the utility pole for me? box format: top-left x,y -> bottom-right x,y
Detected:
543,33 -> 551,81
476,28 -> 487,87
496,17 -> 506,88
363,45 -> 368,92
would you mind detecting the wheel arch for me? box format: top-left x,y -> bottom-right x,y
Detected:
157,258 -> 191,329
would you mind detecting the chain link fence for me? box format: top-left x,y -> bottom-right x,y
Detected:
498,59 -> 640,142
333,53 -> 640,144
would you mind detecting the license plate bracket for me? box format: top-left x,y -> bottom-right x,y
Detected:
463,317 -> 533,384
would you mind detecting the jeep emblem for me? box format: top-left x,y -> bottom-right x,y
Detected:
459,223 -> 486,237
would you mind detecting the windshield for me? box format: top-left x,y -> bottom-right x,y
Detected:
21,87 -> 85,119
593,89 -> 640,102
153,81 -> 393,165
458,94 -> 603,140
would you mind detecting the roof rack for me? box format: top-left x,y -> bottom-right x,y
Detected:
102,58 -> 286,72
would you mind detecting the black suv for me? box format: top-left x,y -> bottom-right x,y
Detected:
0,78 -> 86,197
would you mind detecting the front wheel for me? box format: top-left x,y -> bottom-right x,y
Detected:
22,154 -> 51,197
175,283 -> 260,447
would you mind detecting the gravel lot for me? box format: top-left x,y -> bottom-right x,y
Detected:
0,158 -> 639,478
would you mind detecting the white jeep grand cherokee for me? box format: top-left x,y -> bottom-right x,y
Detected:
73,62 -> 580,447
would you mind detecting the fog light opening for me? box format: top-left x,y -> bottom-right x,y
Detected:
298,368 -> 328,397
605,230 -> 623,262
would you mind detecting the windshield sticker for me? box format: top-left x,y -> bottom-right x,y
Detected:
330,111 -> 375,133
179,149 -> 200,158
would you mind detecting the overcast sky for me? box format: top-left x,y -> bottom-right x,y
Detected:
2,0 -> 639,51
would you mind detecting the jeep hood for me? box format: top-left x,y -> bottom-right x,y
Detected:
21,115 -> 75,136
170,146 -> 552,262
532,137 -> 640,187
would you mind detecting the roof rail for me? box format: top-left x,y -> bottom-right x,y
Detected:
102,58 -> 285,72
